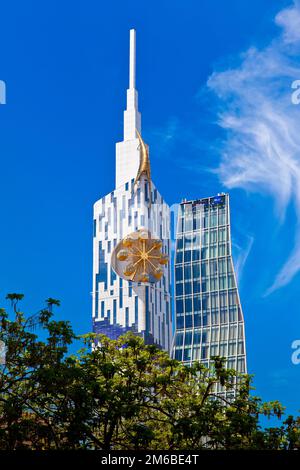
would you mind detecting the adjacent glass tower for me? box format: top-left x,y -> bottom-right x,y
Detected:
172,194 -> 247,390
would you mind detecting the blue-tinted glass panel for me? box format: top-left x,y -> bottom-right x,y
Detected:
113,299 -> 117,324
194,331 -> 201,345
177,238 -> 183,250
183,348 -> 192,361
185,216 -> 193,232
176,299 -> 184,314
201,280 -> 208,292
184,265 -> 192,280
185,297 -> 192,313
175,349 -> 183,360
125,307 -> 129,327
175,283 -> 183,296
135,296 -> 138,324
201,261 -> 209,277
193,215 -> 200,230
176,316 -> 184,329
185,331 -> 192,345
193,264 -> 200,279
193,280 -> 200,293
184,281 -> 192,295
193,295 -> 201,312
202,295 -> 210,310
175,266 -> 183,281
175,333 -> 183,346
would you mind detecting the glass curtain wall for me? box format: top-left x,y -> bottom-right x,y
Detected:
173,194 -> 247,396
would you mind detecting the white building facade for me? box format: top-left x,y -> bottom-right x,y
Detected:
92,30 -> 172,351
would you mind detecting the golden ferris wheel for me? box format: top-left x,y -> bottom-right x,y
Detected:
111,229 -> 168,284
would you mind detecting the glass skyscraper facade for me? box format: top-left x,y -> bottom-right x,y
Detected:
173,194 -> 247,392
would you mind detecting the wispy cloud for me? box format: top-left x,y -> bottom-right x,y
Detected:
206,0 -> 300,293
149,117 -> 179,151
232,235 -> 254,284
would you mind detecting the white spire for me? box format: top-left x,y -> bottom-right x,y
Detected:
129,29 -> 136,89
116,29 -> 142,188
123,28 -> 141,140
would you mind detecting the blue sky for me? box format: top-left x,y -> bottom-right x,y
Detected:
1,0 -> 300,417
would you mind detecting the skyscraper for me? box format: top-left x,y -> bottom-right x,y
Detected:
92,30 -> 172,351
172,194 -> 247,391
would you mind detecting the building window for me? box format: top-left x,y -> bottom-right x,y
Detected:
178,217 -> 184,233
201,261 -> 209,277
237,359 -> 245,373
177,237 -> 183,250
185,297 -> 192,313
176,299 -> 184,314
185,315 -> 193,328
113,300 -> 117,324
135,296 -> 138,325
201,346 -> 209,359
183,348 -> 192,361
175,349 -> 183,361
193,280 -> 200,293
219,275 -> 227,290
175,266 -> 183,282
175,283 -> 183,296
185,216 -> 193,232
210,245 -> 217,259
175,333 -> 183,346
193,215 -> 200,231
176,315 -> 184,329
184,281 -> 192,295
229,290 -> 238,306
185,331 -> 192,346
184,264 -> 192,280
193,295 -> 201,312
192,249 -> 200,261
193,331 -> 201,345
192,263 -> 200,279
119,285 -> 123,308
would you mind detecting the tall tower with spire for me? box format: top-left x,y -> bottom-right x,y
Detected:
92,30 -> 172,351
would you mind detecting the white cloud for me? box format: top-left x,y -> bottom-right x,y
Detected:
232,235 -> 254,285
207,1 -> 300,293
276,0 -> 300,44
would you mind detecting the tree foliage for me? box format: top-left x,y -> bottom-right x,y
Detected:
0,295 -> 299,450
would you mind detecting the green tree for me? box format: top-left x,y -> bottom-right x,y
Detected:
0,294 -> 76,449
0,294 -> 299,450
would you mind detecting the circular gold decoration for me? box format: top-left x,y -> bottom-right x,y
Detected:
111,228 -> 168,284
